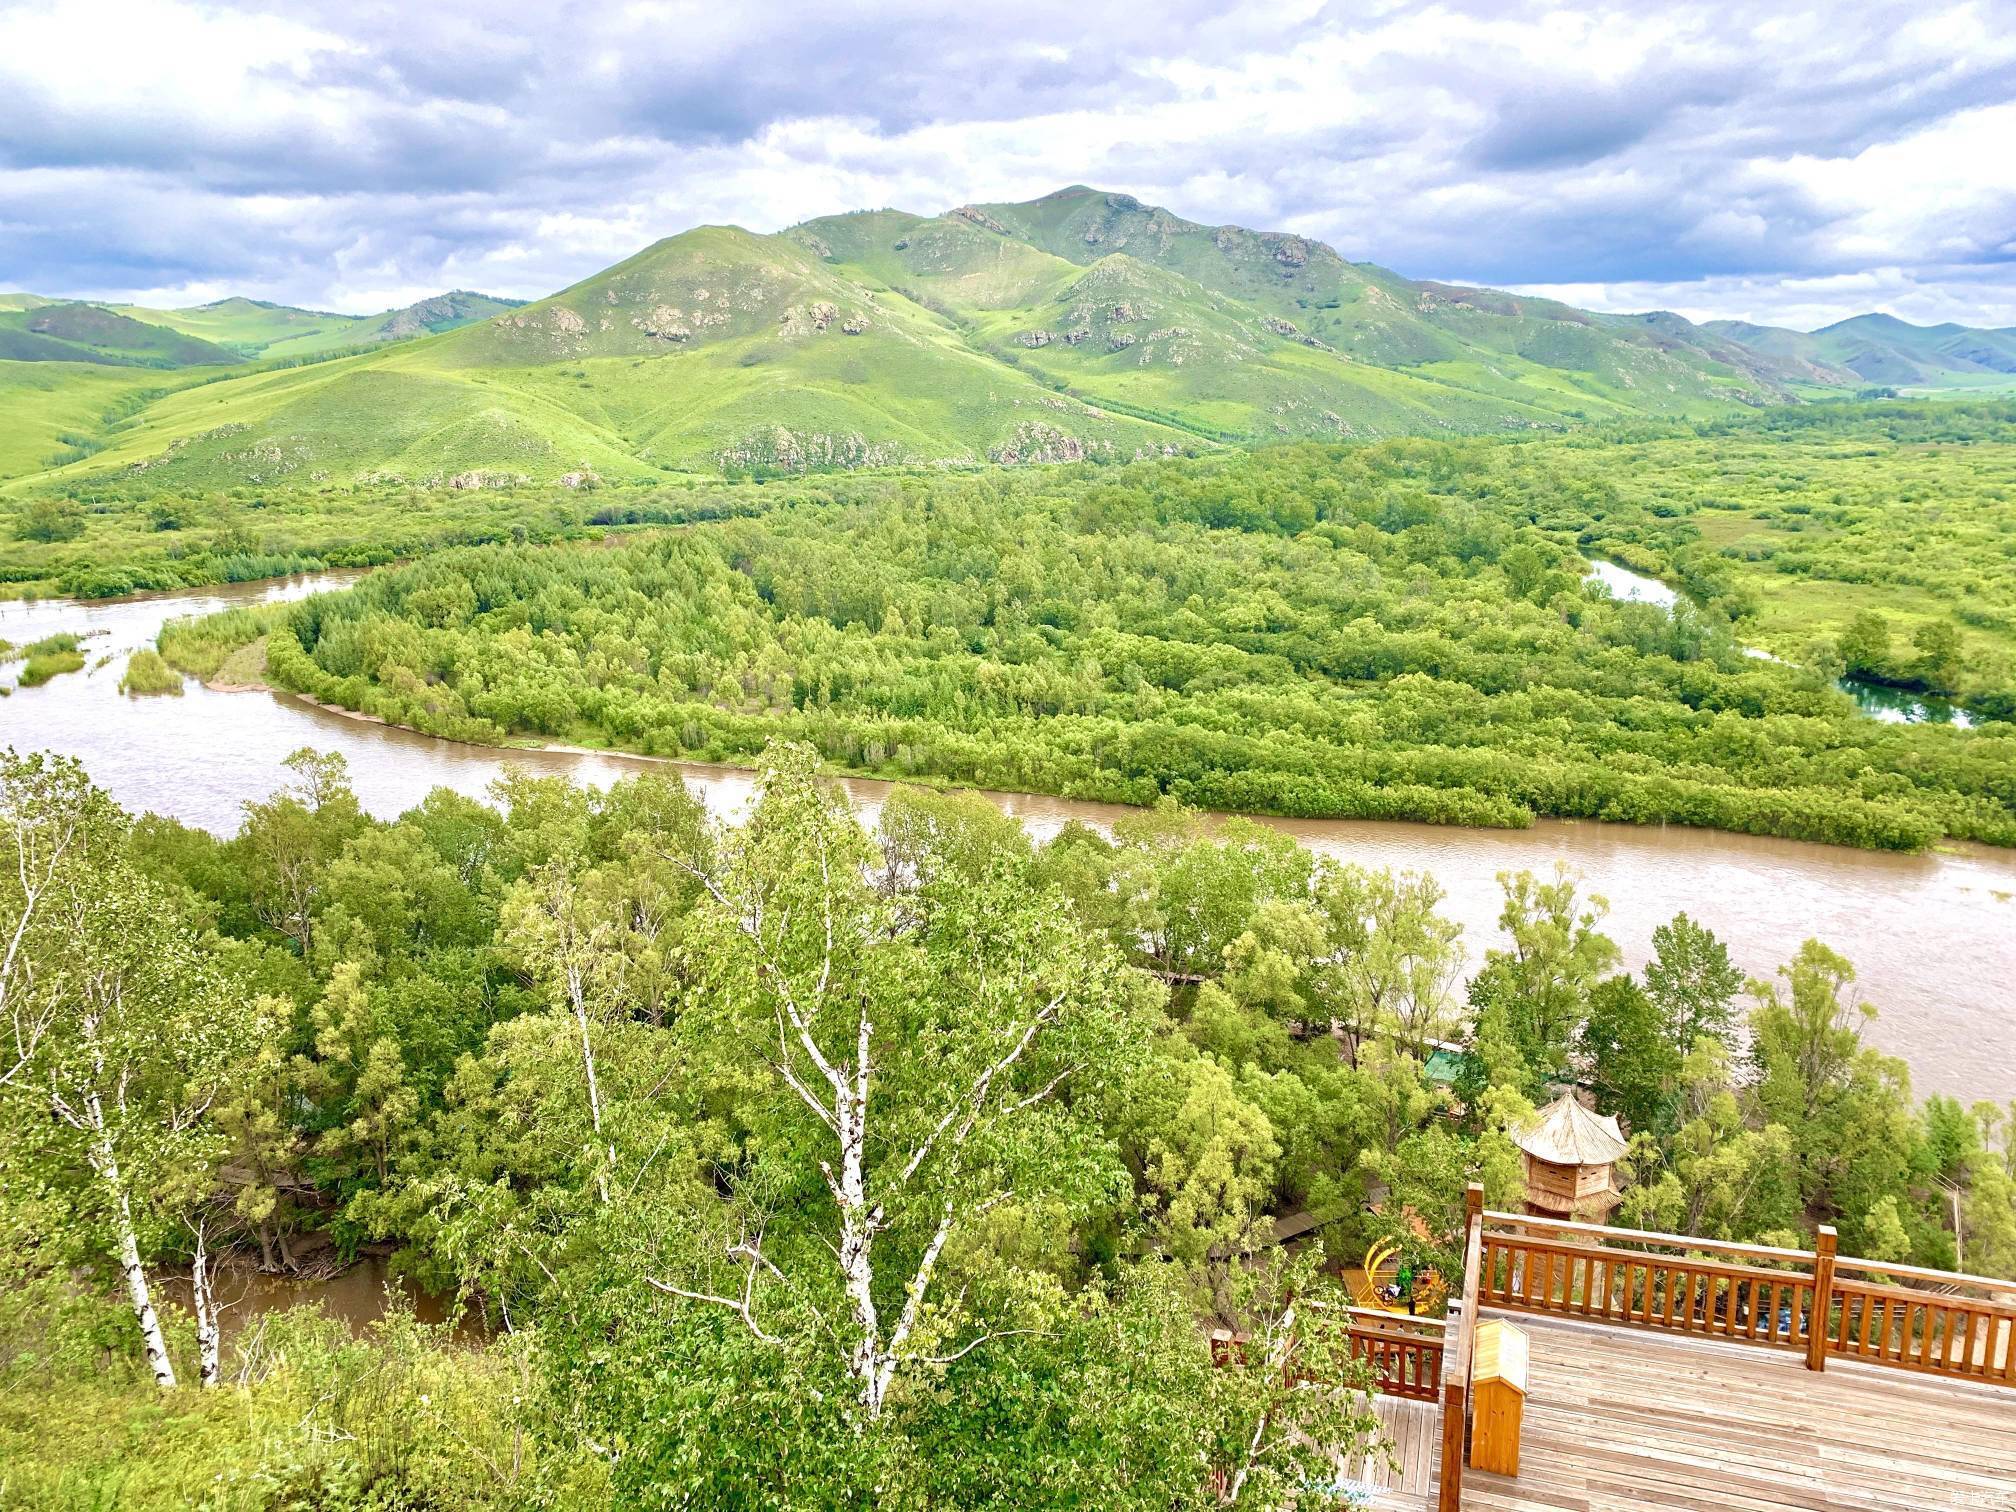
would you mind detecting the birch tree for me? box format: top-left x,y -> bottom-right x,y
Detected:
650,744 -> 1135,1421
21,862 -> 264,1386
3,756 -> 266,1388
502,865 -> 623,1205
0,750 -> 117,1090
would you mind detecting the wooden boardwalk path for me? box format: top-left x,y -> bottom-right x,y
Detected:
1345,1393 -> 1439,1509
1433,1311 -> 2016,1511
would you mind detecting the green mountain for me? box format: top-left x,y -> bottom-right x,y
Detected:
0,303 -> 244,367
105,291 -> 526,360
14,225 -> 1183,490
0,290 -> 525,370
3,187 -> 1877,492
933,187 -> 1837,409
1707,313 -> 2016,390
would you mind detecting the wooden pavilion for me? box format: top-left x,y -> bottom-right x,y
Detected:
1510,1093 -> 1627,1222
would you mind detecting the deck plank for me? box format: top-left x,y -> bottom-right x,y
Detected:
1416,1311 -> 2016,1511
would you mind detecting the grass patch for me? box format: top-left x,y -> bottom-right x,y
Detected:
208,636 -> 270,688
118,647 -> 183,695
18,648 -> 85,685
159,606 -> 281,679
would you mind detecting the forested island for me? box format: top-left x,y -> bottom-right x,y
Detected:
3,741 -> 2012,1505
128,418 -> 2016,853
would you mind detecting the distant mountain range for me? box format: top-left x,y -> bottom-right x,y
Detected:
2,186 -> 2010,489
1705,313 -> 2016,390
0,290 -> 523,367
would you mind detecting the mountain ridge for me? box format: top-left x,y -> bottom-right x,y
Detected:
0,289 -> 524,366
1706,311 -> 2016,389
10,185 -> 1988,492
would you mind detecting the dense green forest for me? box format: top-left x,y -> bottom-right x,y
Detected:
12,401 -> 2016,700
1533,402 -> 2016,696
155,440 -> 2016,851
3,746 -> 2012,1506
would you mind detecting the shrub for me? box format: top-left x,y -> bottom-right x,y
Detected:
14,498 -> 85,543
119,648 -> 183,696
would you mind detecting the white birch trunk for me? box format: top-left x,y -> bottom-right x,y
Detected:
191,1221 -> 220,1388
835,1099 -> 882,1411
73,1010 -> 176,1388
567,963 -> 612,1205
96,1137 -> 176,1388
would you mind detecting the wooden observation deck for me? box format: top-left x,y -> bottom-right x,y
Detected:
1339,1189 -> 2016,1511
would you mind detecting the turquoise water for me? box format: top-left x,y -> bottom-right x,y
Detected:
1584,560 -> 1974,728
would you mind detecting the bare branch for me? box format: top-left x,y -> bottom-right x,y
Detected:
880,1190 -> 958,1392
907,1328 -> 1054,1367
646,1254 -> 780,1346
891,990 -> 1068,1194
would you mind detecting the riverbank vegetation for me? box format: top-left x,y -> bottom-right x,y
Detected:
3,745 -> 2012,1507
9,631 -> 87,686
164,443 -> 2016,850
118,647 -> 183,694
2,473 -> 780,600
1541,401 -> 2016,713
9,403 -> 2012,719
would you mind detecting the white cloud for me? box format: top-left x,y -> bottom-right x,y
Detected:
0,0 -> 2011,328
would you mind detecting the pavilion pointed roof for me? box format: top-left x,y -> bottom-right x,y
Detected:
1513,1092 -> 1627,1166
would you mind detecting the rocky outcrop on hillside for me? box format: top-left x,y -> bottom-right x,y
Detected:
637,306 -> 691,341
989,421 -> 1093,464
951,205 -> 1011,235
446,469 -> 531,490
716,428 -> 907,472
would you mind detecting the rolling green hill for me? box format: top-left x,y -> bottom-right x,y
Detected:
10,225 -> 1186,491
1,187 -> 1883,493
107,291 -> 525,360
1708,313 -> 2016,390
0,290 -> 523,369
0,304 -> 243,367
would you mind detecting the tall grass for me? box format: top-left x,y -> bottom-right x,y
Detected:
13,632 -> 85,686
119,648 -> 183,695
158,604 -> 285,679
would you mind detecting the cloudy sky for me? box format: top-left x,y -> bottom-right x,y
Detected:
3,0 -> 2014,329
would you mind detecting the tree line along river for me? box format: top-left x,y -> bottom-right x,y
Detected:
3,571 -> 2012,1105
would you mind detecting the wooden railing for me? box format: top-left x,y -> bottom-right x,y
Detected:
1828,1257 -> 2016,1385
1478,1218 -> 1821,1352
1346,1309 -> 1446,1401
1437,1186 -> 1484,1512
1473,1209 -> 2016,1389
1416,1192 -> 2016,1511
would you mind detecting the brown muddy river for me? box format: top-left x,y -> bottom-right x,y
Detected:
154,1253 -> 481,1340
4,573 -> 2013,1104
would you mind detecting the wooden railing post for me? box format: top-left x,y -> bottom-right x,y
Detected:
1807,1226 -> 1837,1373
1438,1377 -> 1465,1512
1437,1183 -> 1486,1512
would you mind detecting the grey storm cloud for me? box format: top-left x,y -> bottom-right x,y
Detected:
1,0 -> 2013,326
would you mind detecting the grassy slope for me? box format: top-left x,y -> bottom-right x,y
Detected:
1712,315 -> 2016,388
797,209 -> 1596,439
0,305 -> 243,367
112,297 -> 361,358
115,293 -> 527,360
0,190 -> 1879,493
0,362 -> 217,480
949,190 -> 1820,422
8,227 -> 1194,491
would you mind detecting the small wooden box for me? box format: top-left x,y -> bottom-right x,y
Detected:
1470,1320 -> 1530,1476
